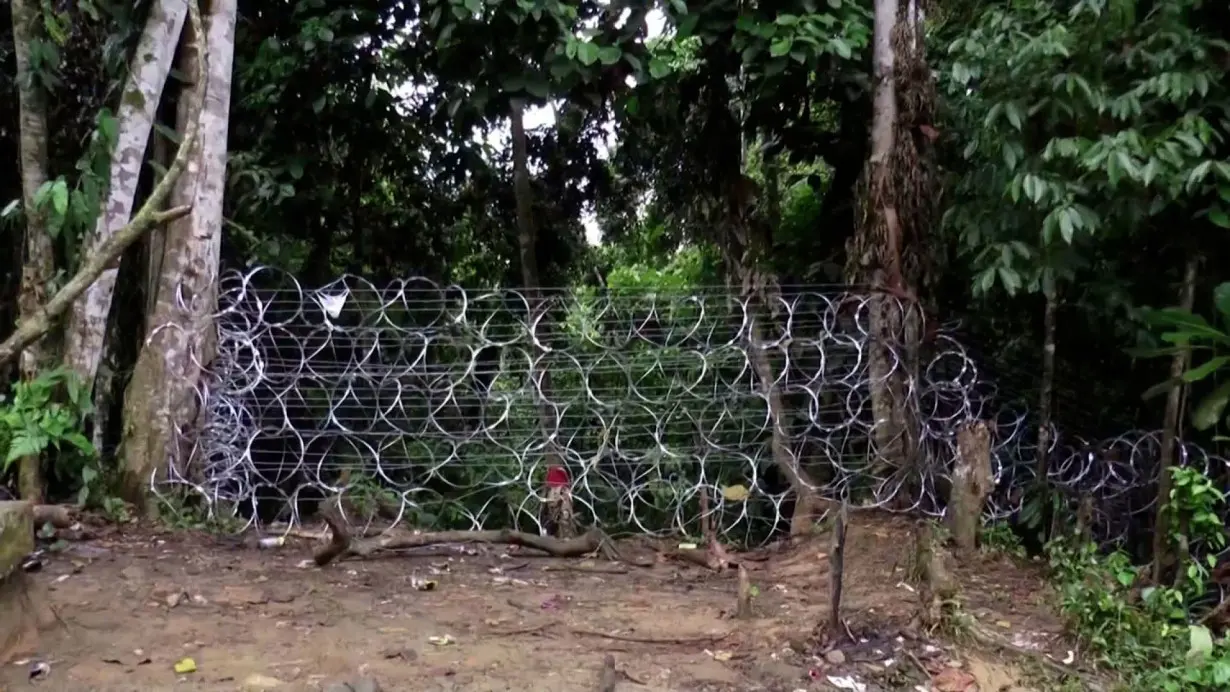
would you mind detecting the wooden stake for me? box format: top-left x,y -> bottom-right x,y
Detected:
828,501 -> 848,632
736,564 -> 754,619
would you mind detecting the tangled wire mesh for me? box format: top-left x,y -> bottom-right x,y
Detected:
154,267 -> 1226,549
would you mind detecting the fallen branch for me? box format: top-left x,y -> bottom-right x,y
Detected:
314,510 -> 621,566
569,627 -> 730,645
489,622 -> 553,637
542,563 -> 628,575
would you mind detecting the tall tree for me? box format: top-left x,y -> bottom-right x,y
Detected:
121,0 -> 236,506
845,0 -> 935,495
9,0 -> 58,502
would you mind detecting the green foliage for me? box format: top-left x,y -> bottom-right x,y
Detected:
0,369 -> 112,506
0,368 -> 94,470
941,0 -> 1230,298
979,521 -> 1026,559
1134,282 -> 1230,431
1045,466 -> 1230,690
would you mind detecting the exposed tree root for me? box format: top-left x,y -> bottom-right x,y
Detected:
314,510 -> 627,566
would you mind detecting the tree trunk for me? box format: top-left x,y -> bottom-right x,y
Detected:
849,0 -> 912,475
0,2 -> 203,372
145,102 -> 174,333
11,0 -> 58,502
746,314 -> 826,535
1034,285 -> 1057,481
946,420 -> 993,554
510,99 -> 568,529
1151,255 -> 1198,584
62,0 -> 188,393
120,0 -> 234,507
845,0 -> 933,500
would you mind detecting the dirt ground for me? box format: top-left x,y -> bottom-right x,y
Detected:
2,513 -> 1084,691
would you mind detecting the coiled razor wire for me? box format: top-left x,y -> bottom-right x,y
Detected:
153,267 -> 1228,550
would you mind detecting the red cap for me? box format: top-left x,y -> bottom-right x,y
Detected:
545,465 -> 570,488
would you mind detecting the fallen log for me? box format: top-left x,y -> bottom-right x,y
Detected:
314,510 -> 621,566
32,505 -> 78,529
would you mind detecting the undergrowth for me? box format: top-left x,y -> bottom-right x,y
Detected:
1042,467 -> 1230,691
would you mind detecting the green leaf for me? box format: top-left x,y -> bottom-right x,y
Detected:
1004,102 -> 1024,130
1183,356 -> 1229,383
1192,379 -> 1230,431
1140,378 -> 1180,401
997,267 -> 1021,295
829,37 -> 852,59
98,113 -> 119,144
523,74 -> 550,99
1211,205 -> 1230,229
1187,624 -> 1214,661
1125,346 -> 1187,359
51,179 -> 69,217
648,57 -> 671,80
676,14 -> 699,38
576,41 -> 600,66
597,45 -> 622,66
1213,282 -> 1230,320
1143,309 -> 1229,343
64,432 -> 95,456
770,39 -> 792,57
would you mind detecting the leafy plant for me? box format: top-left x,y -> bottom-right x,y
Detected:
0,368 -> 95,470
1044,466 -> 1230,690
979,521 -> 1027,558
1135,282 -> 1230,431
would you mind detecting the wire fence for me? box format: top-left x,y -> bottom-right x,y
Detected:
155,267 -> 1227,547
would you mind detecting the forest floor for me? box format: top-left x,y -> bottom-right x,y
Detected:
0,512 -> 1091,691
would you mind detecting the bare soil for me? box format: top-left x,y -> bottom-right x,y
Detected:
2,513 -> 1078,691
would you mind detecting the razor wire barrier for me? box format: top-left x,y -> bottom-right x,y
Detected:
155,267 -> 1228,549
